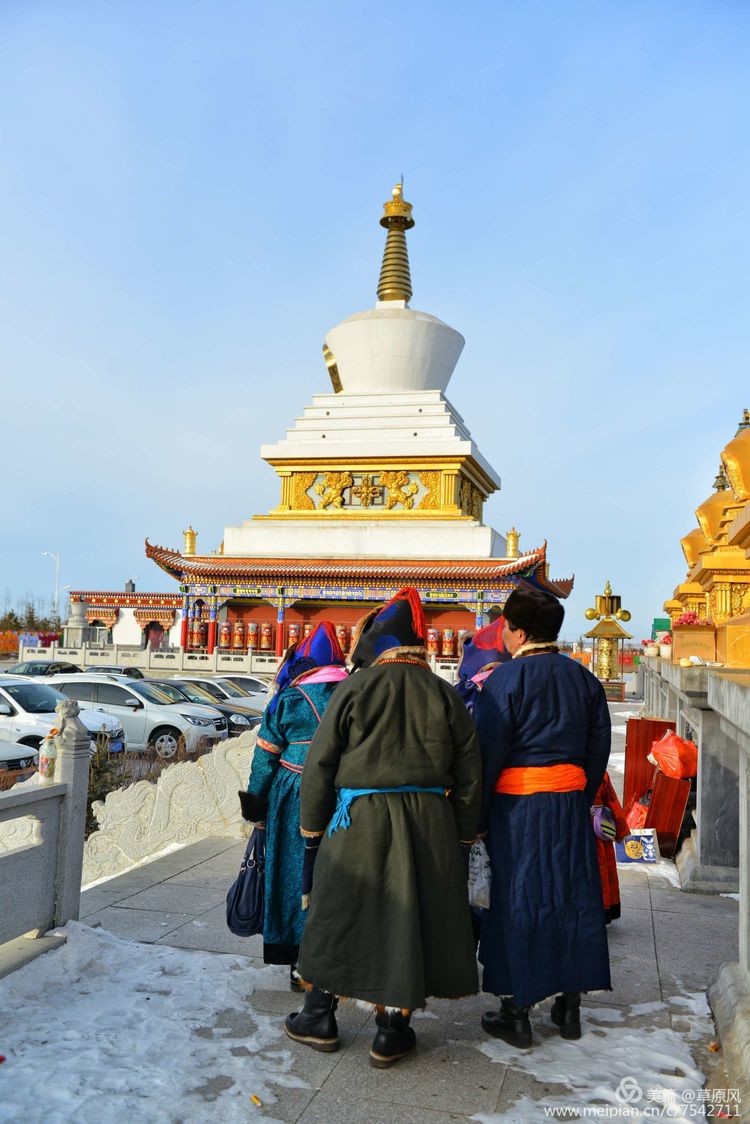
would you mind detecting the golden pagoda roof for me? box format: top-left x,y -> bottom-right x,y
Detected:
722,408 -> 750,502
695,465 -> 731,545
681,527 -> 709,567
584,617 -> 633,640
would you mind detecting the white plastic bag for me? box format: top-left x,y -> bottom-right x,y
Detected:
467,839 -> 492,910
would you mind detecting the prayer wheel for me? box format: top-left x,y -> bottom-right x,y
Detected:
189,620 -> 201,649
246,622 -> 258,650
232,621 -> 246,649
427,627 -> 439,655
260,622 -> 273,650
288,623 -> 301,647
303,623 -> 314,639
336,624 -> 348,652
198,621 -> 208,648
218,621 -> 232,649
441,628 -> 456,657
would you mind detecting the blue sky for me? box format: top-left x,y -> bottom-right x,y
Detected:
1,1 -> 748,639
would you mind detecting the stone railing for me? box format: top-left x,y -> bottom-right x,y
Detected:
642,656 -> 750,1104
15,643 -> 461,684
0,705 -> 90,950
641,656 -> 741,893
16,642 -> 281,677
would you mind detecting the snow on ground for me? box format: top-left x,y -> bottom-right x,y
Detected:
0,923 -> 307,1124
639,858 -> 682,889
473,995 -> 710,1122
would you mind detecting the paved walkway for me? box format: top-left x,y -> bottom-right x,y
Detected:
74,703 -> 738,1121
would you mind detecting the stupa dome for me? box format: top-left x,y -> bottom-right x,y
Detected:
322,184 -> 465,395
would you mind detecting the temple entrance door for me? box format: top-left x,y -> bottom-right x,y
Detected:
144,622 -> 165,650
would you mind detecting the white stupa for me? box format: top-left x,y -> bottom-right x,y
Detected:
224,183 -> 507,561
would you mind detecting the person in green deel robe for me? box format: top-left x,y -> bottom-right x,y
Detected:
285,588 -> 481,1068
243,623 -> 347,988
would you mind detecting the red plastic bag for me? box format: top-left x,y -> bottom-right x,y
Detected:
650,731 -> 698,779
625,800 -> 647,836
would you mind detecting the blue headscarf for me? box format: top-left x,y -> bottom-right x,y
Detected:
266,622 -> 345,716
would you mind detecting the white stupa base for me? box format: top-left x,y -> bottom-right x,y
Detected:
223,516 -> 508,561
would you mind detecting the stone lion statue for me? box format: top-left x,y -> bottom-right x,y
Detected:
55,697 -> 90,747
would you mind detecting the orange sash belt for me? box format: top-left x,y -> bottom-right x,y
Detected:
495,764 -> 586,795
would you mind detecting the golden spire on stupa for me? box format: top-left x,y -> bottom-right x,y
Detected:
377,182 -> 414,303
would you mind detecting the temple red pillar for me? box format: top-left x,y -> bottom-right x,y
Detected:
207,596 -> 218,655
275,605 -> 285,656
180,597 -> 189,651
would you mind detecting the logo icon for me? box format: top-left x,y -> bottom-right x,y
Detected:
616,1076 -> 643,1104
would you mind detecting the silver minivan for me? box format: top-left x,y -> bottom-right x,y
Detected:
48,675 -> 229,757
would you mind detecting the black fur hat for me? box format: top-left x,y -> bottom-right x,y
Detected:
503,587 -> 564,641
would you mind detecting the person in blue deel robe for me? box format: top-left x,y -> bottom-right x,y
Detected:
476,586 -> 611,1048
243,622 -> 347,984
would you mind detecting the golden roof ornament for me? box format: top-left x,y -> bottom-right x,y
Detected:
737,408 -> 750,434
377,182 -> 414,303
183,526 -> 197,556
713,463 -> 730,491
505,527 -> 520,558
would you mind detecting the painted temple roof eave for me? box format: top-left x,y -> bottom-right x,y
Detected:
144,538 -> 574,597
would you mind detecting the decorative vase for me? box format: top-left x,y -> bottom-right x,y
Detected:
659,644 -> 672,659
643,645 -> 659,657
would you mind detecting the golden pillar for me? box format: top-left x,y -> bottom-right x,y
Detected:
506,527 -> 520,559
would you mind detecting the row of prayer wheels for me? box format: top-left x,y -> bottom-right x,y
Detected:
217,621 -> 274,651
198,621 -> 459,657
427,628 -> 456,658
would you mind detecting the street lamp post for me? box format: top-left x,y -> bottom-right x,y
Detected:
41,551 -> 61,617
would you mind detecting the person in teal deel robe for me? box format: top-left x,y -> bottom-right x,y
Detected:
243,623 -> 347,984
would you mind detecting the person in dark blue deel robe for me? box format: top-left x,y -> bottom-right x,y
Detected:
475,587 -> 611,1047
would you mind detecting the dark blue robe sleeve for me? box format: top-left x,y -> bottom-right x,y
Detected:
475,677 -> 514,833
584,681 -> 611,803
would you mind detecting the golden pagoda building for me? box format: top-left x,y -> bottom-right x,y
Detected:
145,184 -> 573,659
664,411 -> 750,665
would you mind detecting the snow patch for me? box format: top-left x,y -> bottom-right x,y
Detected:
720,892 -> 739,901
639,860 -> 682,889
473,1010 -> 705,1122
0,922 -> 306,1124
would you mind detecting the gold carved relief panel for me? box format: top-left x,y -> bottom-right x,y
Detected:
278,466 -> 486,516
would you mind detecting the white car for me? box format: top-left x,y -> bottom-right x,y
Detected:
0,676 -> 126,753
178,675 -> 269,711
48,675 -> 229,758
0,735 -> 38,778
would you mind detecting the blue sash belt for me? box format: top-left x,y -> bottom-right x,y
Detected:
328,785 -> 448,836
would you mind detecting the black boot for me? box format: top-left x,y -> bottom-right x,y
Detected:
481,998 -> 532,1048
369,1010 -> 416,1068
289,964 -> 304,993
550,991 -> 581,1040
284,987 -> 339,1052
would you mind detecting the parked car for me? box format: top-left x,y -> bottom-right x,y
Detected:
216,674 -> 271,707
47,675 -> 229,758
84,665 -> 144,679
0,676 -> 125,752
146,679 -> 262,737
5,660 -> 81,677
179,675 -> 269,710
0,735 -> 38,777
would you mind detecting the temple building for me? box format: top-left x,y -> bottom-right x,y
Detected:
664,409 -> 750,665
74,185 -> 572,659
